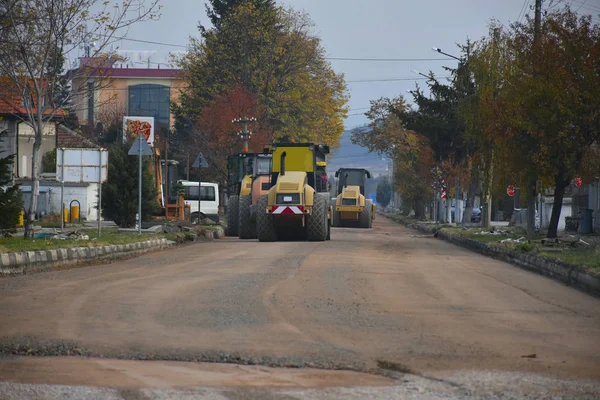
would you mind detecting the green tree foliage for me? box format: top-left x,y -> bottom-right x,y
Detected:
0,131 -> 23,236
399,45 -> 480,224
174,2 -> 348,159
376,176 -> 392,208
101,142 -> 158,228
42,148 -> 57,173
46,46 -> 78,129
352,97 -> 434,218
402,45 -> 475,164
467,9 -> 600,238
205,0 -> 275,29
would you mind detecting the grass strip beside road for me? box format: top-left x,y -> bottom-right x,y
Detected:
0,230 -> 167,253
0,226 -> 221,254
381,211 -> 600,278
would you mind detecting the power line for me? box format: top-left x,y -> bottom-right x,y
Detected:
572,0 -> 600,13
349,107 -> 370,111
517,0 -> 530,22
327,57 -> 454,62
347,76 -> 450,83
575,0 -> 587,12
105,35 -> 457,63
109,35 -> 188,49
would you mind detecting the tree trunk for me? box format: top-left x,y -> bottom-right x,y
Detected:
526,176 -> 537,237
547,176 -> 569,239
24,120 -> 43,238
415,197 -> 425,219
461,167 -> 479,225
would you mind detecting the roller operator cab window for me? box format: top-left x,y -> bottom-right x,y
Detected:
256,157 -> 271,175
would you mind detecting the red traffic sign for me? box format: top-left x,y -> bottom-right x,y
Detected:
507,185 -> 515,197
575,177 -> 582,187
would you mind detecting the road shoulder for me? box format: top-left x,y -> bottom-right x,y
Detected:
380,212 -> 600,297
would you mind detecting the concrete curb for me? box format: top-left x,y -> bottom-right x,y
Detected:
0,227 -> 225,277
381,213 -> 600,297
0,238 -> 173,276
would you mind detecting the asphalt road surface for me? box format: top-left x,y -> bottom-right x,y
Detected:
0,217 -> 599,399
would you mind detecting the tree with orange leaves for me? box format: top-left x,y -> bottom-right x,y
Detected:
193,86 -> 270,181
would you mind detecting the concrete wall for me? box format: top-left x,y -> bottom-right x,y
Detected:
20,182 -> 100,221
542,196 -> 571,231
586,181 -> 600,231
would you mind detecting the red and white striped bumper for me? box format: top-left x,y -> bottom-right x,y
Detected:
267,205 -> 310,215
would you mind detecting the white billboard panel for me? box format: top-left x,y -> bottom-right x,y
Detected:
123,116 -> 154,147
56,148 -> 108,183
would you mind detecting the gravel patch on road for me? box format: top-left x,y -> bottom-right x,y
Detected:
2,374 -> 599,400
0,337 -> 370,373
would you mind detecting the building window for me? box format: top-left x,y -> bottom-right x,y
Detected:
128,84 -> 170,129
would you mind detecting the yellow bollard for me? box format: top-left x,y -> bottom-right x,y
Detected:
71,205 -> 80,222
63,208 -> 69,224
17,210 -> 24,227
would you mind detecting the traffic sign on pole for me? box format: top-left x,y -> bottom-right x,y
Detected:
128,134 -> 152,234
192,152 -> 209,168
128,134 -> 153,156
507,185 -> 516,197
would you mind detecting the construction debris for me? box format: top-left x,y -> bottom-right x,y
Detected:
33,231 -> 90,241
540,235 -> 591,248
500,237 -> 526,244
475,229 -> 511,236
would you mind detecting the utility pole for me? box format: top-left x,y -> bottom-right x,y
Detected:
232,117 -> 256,153
534,0 -> 542,41
164,129 -> 169,221
527,0 -> 543,237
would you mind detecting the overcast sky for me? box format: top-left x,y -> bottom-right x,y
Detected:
101,0 -> 600,130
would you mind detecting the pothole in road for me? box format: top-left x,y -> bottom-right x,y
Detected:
377,359 -> 416,374
0,339 -> 479,392
0,337 -> 390,379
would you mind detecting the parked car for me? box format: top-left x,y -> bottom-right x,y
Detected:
450,201 -> 481,223
471,206 -> 482,223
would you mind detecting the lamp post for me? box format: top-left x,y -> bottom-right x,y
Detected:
432,47 -> 462,61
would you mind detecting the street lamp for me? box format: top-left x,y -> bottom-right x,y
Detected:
232,117 -> 257,153
432,47 -> 461,61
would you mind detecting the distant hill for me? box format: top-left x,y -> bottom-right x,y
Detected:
328,127 -> 388,176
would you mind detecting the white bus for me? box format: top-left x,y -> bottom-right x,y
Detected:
179,181 -> 220,224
